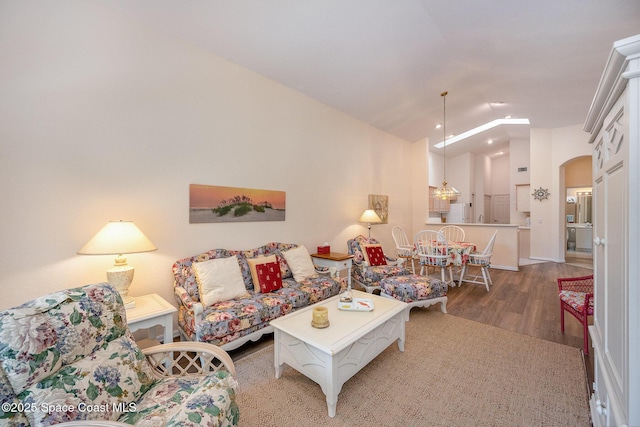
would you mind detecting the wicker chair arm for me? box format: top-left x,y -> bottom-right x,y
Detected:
56,422 -> 132,426
142,342 -> 236,378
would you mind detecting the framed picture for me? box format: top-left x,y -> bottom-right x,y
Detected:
368,194 -> 388,224
189,184 -> 286,223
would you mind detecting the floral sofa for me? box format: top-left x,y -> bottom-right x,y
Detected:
0,283 -> 238,427
347,235 -> 410,293
172,242 -> 345,350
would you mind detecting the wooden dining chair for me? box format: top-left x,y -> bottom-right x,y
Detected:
414,230 -> 453,286
458,230 -> 497,291
439,225 -> 465,243
392,226 -> 416,273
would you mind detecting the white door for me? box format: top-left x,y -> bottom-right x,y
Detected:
491,194 -> 510,224
483,195 -> 491,223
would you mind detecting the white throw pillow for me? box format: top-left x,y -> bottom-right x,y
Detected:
282,245 -> 318,282
193,256 -> 249,306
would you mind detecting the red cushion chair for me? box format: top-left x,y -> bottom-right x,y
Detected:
557,275 -> 594,355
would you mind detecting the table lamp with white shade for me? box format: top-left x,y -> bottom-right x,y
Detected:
358,209 -> 382,238
78,220 -> 157,308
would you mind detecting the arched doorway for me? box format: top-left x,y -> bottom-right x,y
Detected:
560,156 -> 593,269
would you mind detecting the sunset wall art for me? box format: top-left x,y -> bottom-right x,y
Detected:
189,184 -> 286,223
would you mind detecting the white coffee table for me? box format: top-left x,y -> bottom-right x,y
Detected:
270,290 -> 407,418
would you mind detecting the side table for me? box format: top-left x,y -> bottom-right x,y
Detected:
126,293 -> 177,347
310,252 -> 353,286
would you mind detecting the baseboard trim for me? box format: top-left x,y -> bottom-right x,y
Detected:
490,264 -> 519,271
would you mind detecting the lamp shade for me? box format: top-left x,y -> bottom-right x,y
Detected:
78,221 -> 157,255
358,209 -> 382,224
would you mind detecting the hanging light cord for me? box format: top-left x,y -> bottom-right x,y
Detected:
441,91 -> 448,184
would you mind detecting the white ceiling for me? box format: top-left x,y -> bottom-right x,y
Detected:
99,0 -> 640,159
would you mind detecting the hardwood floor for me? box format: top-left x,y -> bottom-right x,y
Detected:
446,262 -> 592,347
229,261 -> 595,390
444,261 -> 594,392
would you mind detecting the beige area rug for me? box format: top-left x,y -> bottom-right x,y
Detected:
234,309 -> 591,427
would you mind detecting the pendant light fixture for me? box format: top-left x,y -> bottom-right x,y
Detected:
434,91 -> 461,201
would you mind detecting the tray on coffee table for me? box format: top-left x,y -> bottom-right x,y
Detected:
338,298 -> 374,311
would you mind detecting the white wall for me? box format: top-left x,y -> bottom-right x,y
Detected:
509,139 -> 531,225
473,154 -> 491,223
411,139 -> 430,232
429,151 -> 443,188
491,155 -> 510,195
529,125 -> 591,262
0,2 -> 417,310
483,155 -> 493,196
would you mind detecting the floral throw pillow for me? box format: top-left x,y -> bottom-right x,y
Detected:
255,261 -> 283,293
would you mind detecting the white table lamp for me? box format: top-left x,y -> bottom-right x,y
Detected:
358,209 -> 382,238
78,220 -> 157,308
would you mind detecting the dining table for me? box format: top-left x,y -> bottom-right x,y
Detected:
447,241 -> 477,266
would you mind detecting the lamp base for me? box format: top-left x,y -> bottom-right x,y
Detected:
106,265 -> 135,309
122,297 -> 136,309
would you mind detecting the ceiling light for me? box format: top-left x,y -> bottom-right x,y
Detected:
435,123 -> 442,129
434,91 -> 461,201
434,117 -> 530,148
504,115 -> 512,119
487,139 -> 494,144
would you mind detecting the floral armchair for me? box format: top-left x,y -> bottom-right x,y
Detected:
347,235 -> 410,293
0,283 -> 238,427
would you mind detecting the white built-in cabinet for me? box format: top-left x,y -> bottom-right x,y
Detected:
515,184 -> 530,212
584,34 -> 640,427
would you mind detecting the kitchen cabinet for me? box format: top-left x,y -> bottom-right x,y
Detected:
584,34 -> 640,427
515,184 -> 530,212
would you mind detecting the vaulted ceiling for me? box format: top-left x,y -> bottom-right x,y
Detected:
100,0 -> 640,158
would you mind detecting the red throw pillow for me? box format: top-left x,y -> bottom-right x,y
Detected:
365,245 -> 387,266
255,261 -> 283,293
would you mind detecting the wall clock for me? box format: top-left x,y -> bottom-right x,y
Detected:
532,187 -> 550,201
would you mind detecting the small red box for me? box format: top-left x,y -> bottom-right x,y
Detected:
317,245 -> 330,254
